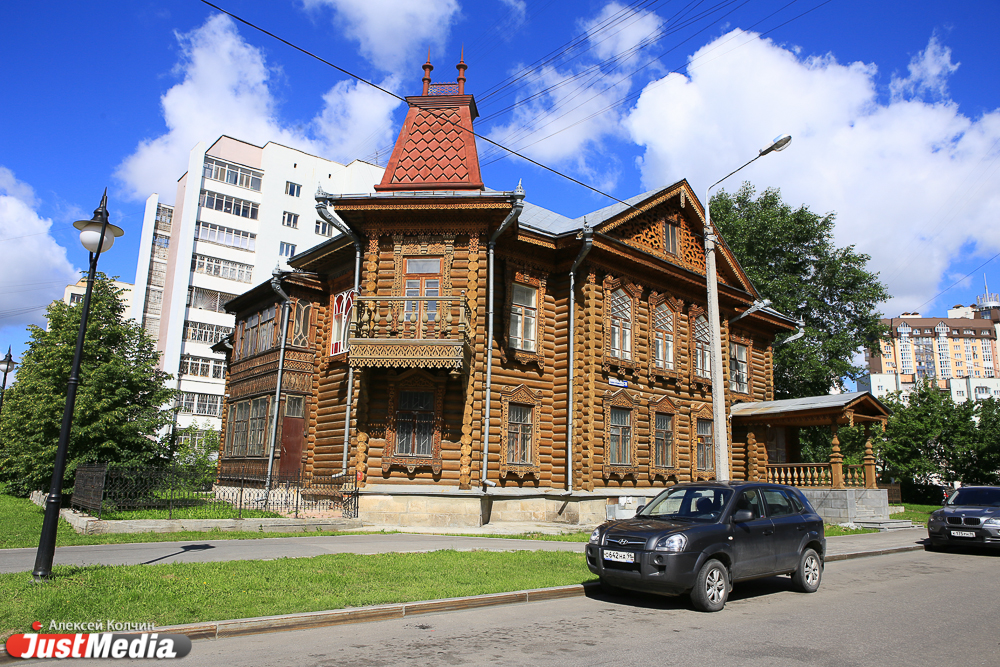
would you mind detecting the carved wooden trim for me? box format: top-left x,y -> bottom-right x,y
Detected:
648,291 -> 683,381
687,303 -> 712,390
501,263 -> 547,368
602,388 -> 641,478
602,275 -> 642,374
499,384 -> 542,479
382,369 -> 445,474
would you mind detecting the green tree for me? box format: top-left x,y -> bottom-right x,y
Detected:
965,397 -> 1000,486
0,274 -> 176,496
169,420 -> 220,483
712,183 -> 890,398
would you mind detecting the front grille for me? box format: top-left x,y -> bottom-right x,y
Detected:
964,517 -> 981,526
603,535 -> 646,548
948,516 -> 982,526
602,559 -> 640,571
947,517 -> 961,525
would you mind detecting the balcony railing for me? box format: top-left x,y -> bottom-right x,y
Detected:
348,293 -> 472,370
765,463 -> 833,488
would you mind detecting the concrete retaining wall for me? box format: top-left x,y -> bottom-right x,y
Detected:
800,488 -> 890,524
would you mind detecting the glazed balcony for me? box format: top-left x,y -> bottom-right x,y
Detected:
348,293 -> 472,371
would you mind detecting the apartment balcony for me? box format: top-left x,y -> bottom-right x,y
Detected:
348,294 -> 472,371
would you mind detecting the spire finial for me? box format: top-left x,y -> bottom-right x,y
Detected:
456,47 -> 468,95
422,50 -> 434,95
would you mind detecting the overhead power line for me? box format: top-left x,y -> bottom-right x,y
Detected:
199,1 -> 641,210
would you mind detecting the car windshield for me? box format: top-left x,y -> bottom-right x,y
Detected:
639,487 -> 733,522
947,488 -> 1000,507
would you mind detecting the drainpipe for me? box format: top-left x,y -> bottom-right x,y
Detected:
566,222 -> 593,493
316,197 -> 362,473
482,182 -> 525,487
266,267 -> 292,492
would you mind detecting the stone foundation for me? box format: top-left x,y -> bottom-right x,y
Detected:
799,488 -> 890,524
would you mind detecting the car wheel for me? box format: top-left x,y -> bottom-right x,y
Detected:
791,548 -> 822,593
690,559 -> 729,612
599,578 -> 626,596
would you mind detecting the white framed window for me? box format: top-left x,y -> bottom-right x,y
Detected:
315,219 -> 334,237
279,242 -> 297,257
179,355 -> 225,379
176,392 -> 222,417
608,288 -> 632,360
199,190 -> 258,219
183,320 -> 233,344
330,289 -> 356,356
509,284 -> 537,351
694,314 -> 711,379
285,181 -> 301,197
203,157 -> 262,191
730,342 -> 749,394
282,211 -> 299,228
653,303 -> 674,370
191,254 -> 253,283
194,220 -> 256,251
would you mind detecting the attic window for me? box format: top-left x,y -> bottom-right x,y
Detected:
664,219 -> 678,255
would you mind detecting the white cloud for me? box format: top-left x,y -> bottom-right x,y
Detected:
625,30 -> 1000,315
0,168 -> 79,330
499,0 -> 527,30
301,0 -> 461,74
116,13 -> 401,203
483,2 -> 664,183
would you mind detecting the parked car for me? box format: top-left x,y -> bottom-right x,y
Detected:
926,486 -> 1000,550
586,481 -> 826,612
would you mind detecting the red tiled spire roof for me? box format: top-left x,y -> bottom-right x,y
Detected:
375,54 -> 484,192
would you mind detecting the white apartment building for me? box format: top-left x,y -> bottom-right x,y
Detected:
131,135 -> 383,433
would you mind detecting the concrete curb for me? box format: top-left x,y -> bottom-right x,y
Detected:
0,544 -> 929,663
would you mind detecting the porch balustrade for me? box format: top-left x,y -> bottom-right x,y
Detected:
765,463 -> 833,488
348,293 -> 472,370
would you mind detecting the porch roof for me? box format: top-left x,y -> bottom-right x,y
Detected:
730,391 -> 891,427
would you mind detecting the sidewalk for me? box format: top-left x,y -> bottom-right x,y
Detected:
0,524 -> 926,574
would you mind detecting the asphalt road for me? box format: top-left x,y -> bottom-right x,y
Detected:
0,530 -> 925,573
110,547 -> 999,667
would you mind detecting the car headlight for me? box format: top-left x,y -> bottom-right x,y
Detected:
589,527 -> 602,544
654,533 -> 687,552
983,517 -> 1000,527
928,513 -> 944,524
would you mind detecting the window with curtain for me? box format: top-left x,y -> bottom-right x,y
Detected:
608,407 -> 631,465
694,314 -> 711,379
507,403 -> 533,464
608,288 -> 632,360
653,303 -> 674,370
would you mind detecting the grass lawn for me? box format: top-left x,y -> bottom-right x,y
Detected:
0,550 -> 593,641
823,524 -> 877,537
891,503 -> 939,525
98,504 -> 281,521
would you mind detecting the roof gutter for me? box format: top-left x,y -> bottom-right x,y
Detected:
566,221 -> 593,493
316,191 -> 363,475
483,182 -> 525,488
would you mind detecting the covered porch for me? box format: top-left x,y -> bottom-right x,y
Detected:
730,392 -> 891,491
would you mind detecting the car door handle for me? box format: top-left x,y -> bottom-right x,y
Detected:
797,525 -> 806,531
763,529 -> 774,536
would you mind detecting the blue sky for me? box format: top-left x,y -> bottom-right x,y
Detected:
3,0 -> 1000,376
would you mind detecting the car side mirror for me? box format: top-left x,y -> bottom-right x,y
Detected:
635,504 -> 645,514
733,509 -> 754,523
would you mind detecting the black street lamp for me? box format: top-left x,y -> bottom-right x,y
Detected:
33,191 -> 123,581
0,346 -> 17,424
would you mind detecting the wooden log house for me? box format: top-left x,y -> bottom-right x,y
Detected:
214,56 -> 886,526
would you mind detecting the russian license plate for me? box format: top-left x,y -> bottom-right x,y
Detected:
603,549 -> 634,563
951,530 -> 976,538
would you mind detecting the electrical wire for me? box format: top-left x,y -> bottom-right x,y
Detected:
914,250 -> 1000,312
199,0 -> 643,210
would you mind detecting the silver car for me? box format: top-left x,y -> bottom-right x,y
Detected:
926,486 -> 1000,550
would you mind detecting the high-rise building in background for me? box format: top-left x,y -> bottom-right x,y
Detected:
131,135 -> 384,435
861,279 -> 1000,402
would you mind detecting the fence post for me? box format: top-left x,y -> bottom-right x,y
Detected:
168,468 -> 174,520
98,464 -> 107,521
294,470 -> 300,519
239,473 -> 244,520
829,422 -> 845,490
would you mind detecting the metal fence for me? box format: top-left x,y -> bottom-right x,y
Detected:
71,463 -> 358,520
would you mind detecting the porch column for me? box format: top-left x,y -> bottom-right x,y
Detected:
829,421 -> 845,489
862,423 -> 877,489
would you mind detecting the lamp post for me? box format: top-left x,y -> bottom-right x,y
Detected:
0,347 -> 16,424
33,191 -> 123,581
705,134 -> 791,481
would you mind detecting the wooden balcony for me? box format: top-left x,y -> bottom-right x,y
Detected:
765,463 -> 870,489
348,293 -> 472,371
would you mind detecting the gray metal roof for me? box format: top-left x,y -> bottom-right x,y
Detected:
729,391 -> 889,418
518,185 -> 680,236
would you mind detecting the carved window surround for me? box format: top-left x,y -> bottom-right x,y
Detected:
382,369 -> 446,474
602,276 -> 642,375
501,264 -> 546,368
499,385 -> 542,479
648,292 -> 683,381
648,394 -> 681,480
602,388 -> 641,479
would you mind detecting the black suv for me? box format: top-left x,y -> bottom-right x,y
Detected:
586,481 -> 826,612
